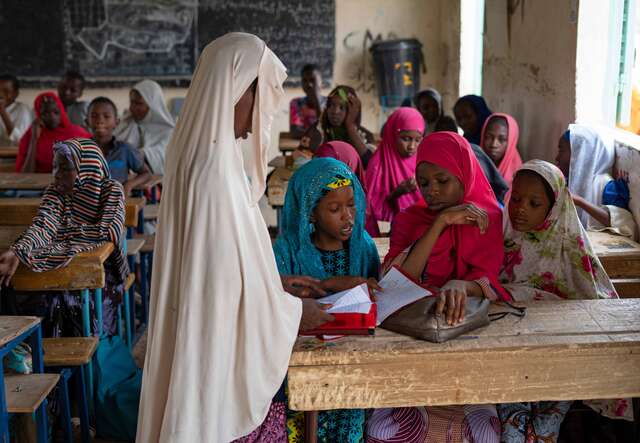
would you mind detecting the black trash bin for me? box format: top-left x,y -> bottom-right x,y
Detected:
370,38 -> 423,107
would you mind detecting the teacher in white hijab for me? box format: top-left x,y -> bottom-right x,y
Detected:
136,33 -> 333,443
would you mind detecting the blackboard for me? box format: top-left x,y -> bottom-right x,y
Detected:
0,0 -> 335,86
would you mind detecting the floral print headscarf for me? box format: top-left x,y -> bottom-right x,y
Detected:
500,160 -> 617,301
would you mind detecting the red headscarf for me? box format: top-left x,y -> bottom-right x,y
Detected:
16,92 -> 90,173
315,141 -> 366,188
385,131 -> 509,300
364,108 -> 425,235
480,113 -> 522,186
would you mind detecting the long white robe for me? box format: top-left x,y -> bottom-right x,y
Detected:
136,33 -> 302,442
115,79 -> 175,175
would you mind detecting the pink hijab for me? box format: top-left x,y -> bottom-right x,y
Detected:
315,141 -> 366,188
480,113 -> 522,186
364,108 -> 425,234
385,132 -> 509,300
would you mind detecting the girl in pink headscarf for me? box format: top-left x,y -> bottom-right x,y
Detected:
480,113 -> 522,186
315,141 -> 366,189
364,108 -> 425,236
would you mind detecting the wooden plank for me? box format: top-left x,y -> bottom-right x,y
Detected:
136,234 -> 155,253
288,299 -> 640,410
0,147 -> 18,159
0,160 -> 15,172
0,316 -> 41,348
5,374 -> 59,413
143,204 -> 159,220
267,167 -> 293,207
0,198 -> 144,228
0,239 -> 114,291
278,132 -> 299,152
43,337 -> 98,366
588,231 -> 640,278
126,238 -> 145,256
612,278 -> 640,298
0,173 -> 51,190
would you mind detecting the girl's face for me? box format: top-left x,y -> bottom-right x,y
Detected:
416,162 -> 464,212
40,99 -> 61,130
129,90 -> 150,122
453,101 -> 478,136
312,186 -> 356,243
417,95 -> 439,123
555,136 -> 571,178
508,172 -> 553,232
53,152 -> 77,195
482,118 -> 509,165
395,130 -> 422,158
326,95 -> 347,127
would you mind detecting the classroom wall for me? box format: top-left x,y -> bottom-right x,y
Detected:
482,0 -> 578,162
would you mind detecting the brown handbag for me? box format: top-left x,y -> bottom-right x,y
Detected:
381,297 -> 525,343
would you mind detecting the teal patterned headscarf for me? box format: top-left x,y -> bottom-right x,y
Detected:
273,157 -> 379,279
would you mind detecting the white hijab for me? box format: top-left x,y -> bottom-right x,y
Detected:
115,79 -> 175,174
568,123 -> 616,226
136,33 -> 302,442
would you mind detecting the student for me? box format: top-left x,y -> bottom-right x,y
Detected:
57,70 -> 89,128
364,107 -> 424,236
321,85 -> 375,166
87,96 -> 152,195
273,157 -> 380,443
556,124 -> 637,239
115,79 -> 175,175
368,132 -> 507,442
480,113 -> 522,186
16,92 -> 90,173
0,138 -> 128,336
0,74 -> 32,146
432,117 -> 508,205
414,88 -> 457,135
453,94 -> 492,145
289,64 -> 326,138
291,124 -> 323,166
315,141 -> 365,188
498,160 -> 628,441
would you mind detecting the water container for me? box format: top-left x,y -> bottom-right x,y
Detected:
370,38 -> 423,107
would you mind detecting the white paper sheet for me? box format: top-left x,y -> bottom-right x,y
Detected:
317,283 -> 373,314
374,267 -> 433,325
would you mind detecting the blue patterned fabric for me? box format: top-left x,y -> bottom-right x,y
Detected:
273,157 -> 379,280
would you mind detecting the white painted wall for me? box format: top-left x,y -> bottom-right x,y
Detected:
482,0 -> 578,161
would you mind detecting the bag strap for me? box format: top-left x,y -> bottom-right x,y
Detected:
489,301 -> 527,322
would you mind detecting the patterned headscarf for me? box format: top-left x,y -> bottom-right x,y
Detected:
500,160 -> 617,300
11,138 -> 127,282
273,157 -> 379,279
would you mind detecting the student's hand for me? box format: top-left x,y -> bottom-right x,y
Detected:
435,204 -> 488,234
300,299 -> 335,331
345,94 -> 361,129
0,250 -> 20,287
571,194 -> 586,209
282,275 -> 327,299
436,279 -> 469,325
394,178 -> 418,196
123,182 -> 134,196
321,276 -> 368,293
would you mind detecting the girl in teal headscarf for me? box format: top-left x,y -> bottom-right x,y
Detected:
273,157 -> 380,443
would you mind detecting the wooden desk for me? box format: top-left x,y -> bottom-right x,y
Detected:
0,147 -> 18,159
288,299 -> 640,411
279,132 -> 300,152
267,167 -> 293,207
0,172 -> 51,190
0,197 -> 145,228
588,231 -> 640,278
0,230 -> 113,291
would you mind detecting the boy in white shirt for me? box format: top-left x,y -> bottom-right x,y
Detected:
0,74 -> 32,146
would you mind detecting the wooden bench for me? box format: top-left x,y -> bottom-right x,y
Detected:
0,197 -> 145,228
0,147 -> 18,159
137,234 -> 155,254
288,299 -> 640,414
267,167 -> 293,207
278,132 -> 300,153
126,238 -> 145,256
0,173 -> 52,190
587,231 -> 640,297
5,374 -> 59,413
42,337 -> 98,367
143,204 -> 160,221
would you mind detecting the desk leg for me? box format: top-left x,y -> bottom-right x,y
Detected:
80,289 -> 94,412
0,367 -> 8,443
94,288 -> 103,338
27,326 -> 48,443
304,411 -> 318,443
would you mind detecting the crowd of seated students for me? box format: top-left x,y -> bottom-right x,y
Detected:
0,62 -> 637,442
